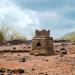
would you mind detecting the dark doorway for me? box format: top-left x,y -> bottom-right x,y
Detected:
37,42 -> 41,46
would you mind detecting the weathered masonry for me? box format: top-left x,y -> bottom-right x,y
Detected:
31,29 -> 54,55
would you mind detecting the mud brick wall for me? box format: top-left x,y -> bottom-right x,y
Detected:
31,29 -> 54,55
36,29 -> 50,37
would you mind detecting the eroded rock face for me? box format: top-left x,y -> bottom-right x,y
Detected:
31,29 -> 54,56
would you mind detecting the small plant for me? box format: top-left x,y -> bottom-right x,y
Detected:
0,31 -> 4,41
0,24 -> 10,41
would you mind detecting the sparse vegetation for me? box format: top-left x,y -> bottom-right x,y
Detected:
62,31 -> 75,41
10,32 -> 27,42
0,25 -> 9,41
0,31 -> 4,41
0,24 -> 10,41
0,25 -> 27,44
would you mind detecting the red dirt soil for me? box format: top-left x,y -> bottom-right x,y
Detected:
0,42 -> 75,75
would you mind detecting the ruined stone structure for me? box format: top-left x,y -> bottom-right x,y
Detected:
31,29 -> 54,55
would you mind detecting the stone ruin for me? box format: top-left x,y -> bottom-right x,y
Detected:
31,29 -> 54,55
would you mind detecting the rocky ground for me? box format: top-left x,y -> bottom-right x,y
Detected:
0,42 -> 75,75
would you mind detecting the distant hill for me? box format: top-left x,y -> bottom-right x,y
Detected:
62,31 -> 75,41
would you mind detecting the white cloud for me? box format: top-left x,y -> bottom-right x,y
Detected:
0,0 -> 40,39
38,11 -> 57,17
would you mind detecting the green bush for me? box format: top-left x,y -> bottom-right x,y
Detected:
0,31 -> 4,41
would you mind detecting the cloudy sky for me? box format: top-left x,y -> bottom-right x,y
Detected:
0,0 -> 75,39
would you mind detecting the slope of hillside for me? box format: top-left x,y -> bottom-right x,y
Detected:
62,31 -> 75,41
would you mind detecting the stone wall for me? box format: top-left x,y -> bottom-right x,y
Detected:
31,29 -> 54,56
36,29 -> 50,37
